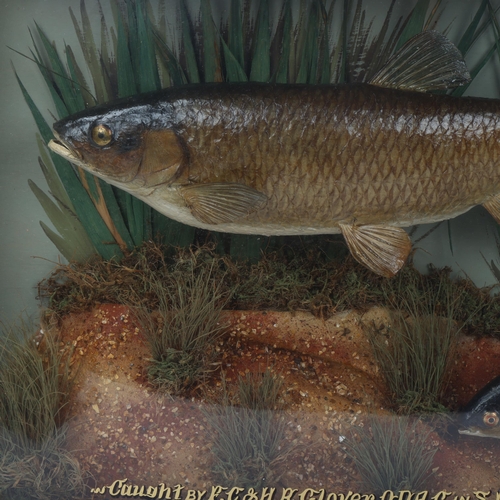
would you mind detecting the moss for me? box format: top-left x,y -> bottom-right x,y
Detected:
38,241 -> 500,338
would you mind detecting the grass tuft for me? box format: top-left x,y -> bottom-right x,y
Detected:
0,316 -> 85,499
345,415 -> 437,494
367,274 -> 466,413
135,258 -> 231,394
204,369 -> 292,488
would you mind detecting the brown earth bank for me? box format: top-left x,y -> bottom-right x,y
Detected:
58,305 -> 500,499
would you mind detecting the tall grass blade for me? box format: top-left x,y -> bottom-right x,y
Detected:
36,135 -> 74,211
221,37 -> 248,81
134,0 -> 161,93
179,0 -> 201,83
250,0 -> 271,82
201,0 -> 222,82
115,4 -> 138,98
65,45 -> 93,109
154,32 -> 188,86
70,0 -> 107,103
456,0 -> 489,55
34,24 -> 79,115
271,0 -> 292,83
229,0 -> 245,68
29,178 -> 96,261
395,0 -> 431,50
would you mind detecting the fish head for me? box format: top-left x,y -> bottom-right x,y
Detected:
48,101 -> 185,191
458,376 -> 500,439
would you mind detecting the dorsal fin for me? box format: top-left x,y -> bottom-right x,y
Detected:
369,30 -> 471,92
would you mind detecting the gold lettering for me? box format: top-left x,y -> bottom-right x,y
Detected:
198,490 -> 208,500
121,484 -> 133,496
146,486 -> 158,498
399,492 -> 413,500
415,493 -> 429,500
280,489 -> 298,500
474,492 -> 491,500
227,487 -> 245,500
351,494 -> 361,500
157,484 -> 171,499
299,489 -> 323,500
208,485 -> 228,500
186,490 -> 198,500
432,491 -> 453,500
91,486 -> 107,494
109,479 -> 128,497
261,488 -> 276,500
326,494 -> 338,500
243,488 -> 259,500
361,496 -> 376,500
132,485 -> 146,497
381,492 -> 398,500
174,485 -> 184,500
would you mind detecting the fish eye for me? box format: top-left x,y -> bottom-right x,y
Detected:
91,123 -> 113,147
483,412 -> 499,427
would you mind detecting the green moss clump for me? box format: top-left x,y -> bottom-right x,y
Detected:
38,241 -> 500,338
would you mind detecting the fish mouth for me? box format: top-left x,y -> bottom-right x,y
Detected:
48,131 -> 86,168
458,427 -> 500,439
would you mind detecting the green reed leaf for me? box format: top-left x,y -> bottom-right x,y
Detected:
395,0 -> 431,50
271,0 -> 292,83
71,0 -> 107,103
27,45 -> 69,119
221,37 -> 248,82
36,136 -> 74,211
229,0 -> 245,68
179,0 -> 200,83
115,4 -> 138,98
16,73 -> 122,259
250,0 -> 271,82
34,24 -> 80,115
154,33 -> 188,86
201,0 -> 222,82
29,180 -> 96,261
135,0 -> 161,92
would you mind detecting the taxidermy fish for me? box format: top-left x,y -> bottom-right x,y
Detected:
459,376 -> 500,439
48,31 -> 500,277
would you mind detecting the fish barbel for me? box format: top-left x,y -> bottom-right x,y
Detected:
48,31 -> 500,277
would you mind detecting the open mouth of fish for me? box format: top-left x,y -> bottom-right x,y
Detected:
48,132 -> 86,168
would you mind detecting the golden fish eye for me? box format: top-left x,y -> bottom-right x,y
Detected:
483,412 -> 499,427
91,123 -> 113,147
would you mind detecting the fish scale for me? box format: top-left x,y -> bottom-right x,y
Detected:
170,83 -> 500,229
47,31 -> 500,276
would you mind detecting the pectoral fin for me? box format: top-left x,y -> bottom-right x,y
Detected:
484,195 -> 500,224
369,30 -> 470,92
179,183 -> 267,225
339,224 -> 412,277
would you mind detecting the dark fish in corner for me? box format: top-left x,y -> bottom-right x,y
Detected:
48,31 -> 500,277
459,375 -> 500,439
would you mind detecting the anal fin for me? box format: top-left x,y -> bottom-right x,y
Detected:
484,195 -> 500,224
179,182 -> 267,225
339,224 -> 412,277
